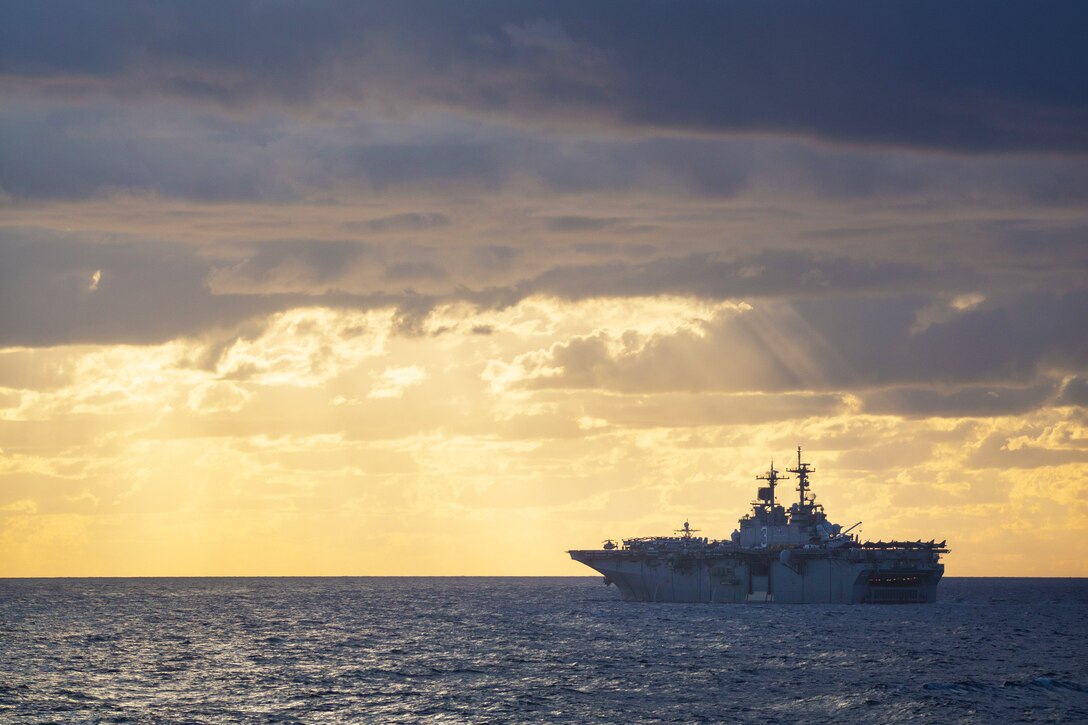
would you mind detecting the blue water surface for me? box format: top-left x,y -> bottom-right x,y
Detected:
1,577 -> 1085,722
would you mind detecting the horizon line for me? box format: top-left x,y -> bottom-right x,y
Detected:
3,574 -> 1085,581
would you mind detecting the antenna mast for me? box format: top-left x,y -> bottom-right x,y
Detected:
756,460 -> 788,512
674,520 -> 700,539
787,446 -> 815,509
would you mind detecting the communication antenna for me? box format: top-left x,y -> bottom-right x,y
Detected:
674,520 -> 700,538
786,446 -> 815,508
756,460 -> 788,511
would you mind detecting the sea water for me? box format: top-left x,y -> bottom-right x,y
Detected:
1,577 -> 1085,722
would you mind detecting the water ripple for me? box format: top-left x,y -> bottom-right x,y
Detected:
0,577 -> 1085,723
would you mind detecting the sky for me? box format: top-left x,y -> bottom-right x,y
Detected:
1,1 -> 1086,576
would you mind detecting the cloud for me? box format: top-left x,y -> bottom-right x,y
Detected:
911,293 -> 986,333
791,292 -> 1088,387
522,250 -> 937,301
207,240 -> 372,293
860,383 -> 1057,418
368,365 -> 428,399
0,232 -> 449,345
2,2 -> 1087,579
349,213 -> 450,234
0,230 -> 282,346
1058,377 -> 1088,407
969,431 -> 1088,469
1,295 -> 1084,576
7,100 -> 1088,207
4,222 -> 1085,382
3,1 -> 1086,154
491,293 -> 1086,411
0,104 -> 299,202
581,391 -> 849,428
544,216 -> 622,233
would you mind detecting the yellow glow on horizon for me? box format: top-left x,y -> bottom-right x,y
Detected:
1,296 -> 1085,577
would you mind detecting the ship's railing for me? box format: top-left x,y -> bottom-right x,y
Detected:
621,536 -> 723,552
862,539 -> 949,553
592,537 -> 948,557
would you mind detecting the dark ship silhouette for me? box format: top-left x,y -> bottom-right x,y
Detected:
569,448 -> 947,603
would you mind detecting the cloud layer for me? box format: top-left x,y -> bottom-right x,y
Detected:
1,2 -> 1086,575
4,1 -> 1087,153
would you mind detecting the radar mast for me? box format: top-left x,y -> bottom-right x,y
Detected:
755,460 -> 788,513
674,520 -> 700,539
787,446 -> 815,509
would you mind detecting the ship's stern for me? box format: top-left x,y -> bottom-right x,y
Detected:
855,563 -> 944,603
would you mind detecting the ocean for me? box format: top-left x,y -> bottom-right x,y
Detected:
1,577 -> 1085,723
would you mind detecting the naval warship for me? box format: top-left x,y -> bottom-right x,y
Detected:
569,448 -> 947,604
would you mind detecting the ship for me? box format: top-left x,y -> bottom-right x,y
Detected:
568,448 -> 947,604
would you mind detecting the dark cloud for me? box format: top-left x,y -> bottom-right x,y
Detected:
528,138 -> 753,197
571,242 -> 657,258
2,1 -> 1085,154
511,292 -> 1086,406
350,213 -> 450,234
861,383 -> 1057,418
995,220 -> 1088,260
0,230 -> 475,345
528,327 -> 800,394
0,107 -> 297,202
544,216 -> 622,232
474,245 -> 519,263
4,221 -> 1086,401
607,2 -> 1088,154
522,250 -> 937,301
6,101 -> 1088,205
339,143 -> 504,193
799,293 -> 1088,387
389,293 -> 440,337
220,240 -> 371,287
325,136 -> 757,199
0,108 -> 757,202
1059,377 -> 1088,407
0,231 -> 278,346
385,261 -> 448,282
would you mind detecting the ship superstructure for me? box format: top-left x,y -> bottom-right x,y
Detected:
569,448 -> 947,604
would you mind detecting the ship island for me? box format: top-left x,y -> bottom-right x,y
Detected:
569,448 -> 947,604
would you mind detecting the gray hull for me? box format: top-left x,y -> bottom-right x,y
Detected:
569,549 -> 943,604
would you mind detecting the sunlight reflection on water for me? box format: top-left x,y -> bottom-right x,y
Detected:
1,577 -> 1085,722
